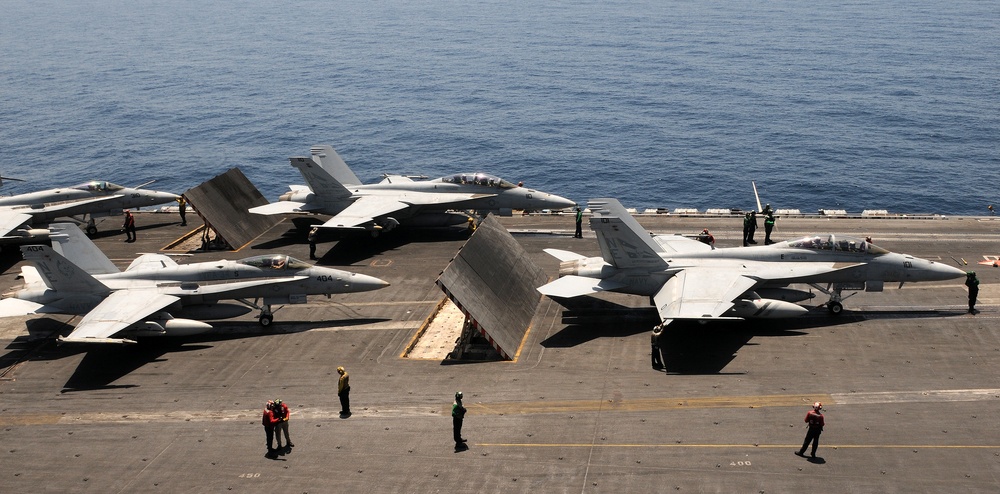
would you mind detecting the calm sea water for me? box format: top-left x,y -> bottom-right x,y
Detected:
2,0 -> 998,215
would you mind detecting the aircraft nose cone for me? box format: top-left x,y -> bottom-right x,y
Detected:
545,193 -> 576,211
935,262 -> 970,280
352,272 -> 390,292
156,191 -> 182,202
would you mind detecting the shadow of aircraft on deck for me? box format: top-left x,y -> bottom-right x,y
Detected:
0,317 -> 389,392
539,295 -> 965,374
250,221 -> 473,266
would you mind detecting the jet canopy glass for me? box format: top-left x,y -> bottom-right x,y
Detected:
72,181 -> 124,193
438,173 -> 517,189
786,235 -> 888,255
238,254 -> 312,270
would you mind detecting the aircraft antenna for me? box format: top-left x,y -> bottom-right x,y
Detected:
752,181 -> 763,212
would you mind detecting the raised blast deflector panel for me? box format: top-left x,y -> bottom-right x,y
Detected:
436,215 -> 546,360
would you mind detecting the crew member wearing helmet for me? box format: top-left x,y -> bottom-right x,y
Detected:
796,402 -> 825,458
337,366 -> 351,416
452,391 -> 468,449
262,400 -> 280,454
763,210 -> 776,245
122,209 -> 136,243
966,272 -> 979,314
697,229 -> 715,247
272,398 -> 293,449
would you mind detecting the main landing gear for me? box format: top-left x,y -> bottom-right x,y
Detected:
237,298 -> 280,326
807,283 -> 855,315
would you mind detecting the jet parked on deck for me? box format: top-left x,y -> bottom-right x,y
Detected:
538,198 -> 967,335
0,180 -> 179,240
250,145 -> 576,236
0,223 -> 389,344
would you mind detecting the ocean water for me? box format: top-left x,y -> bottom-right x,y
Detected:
2,0 -> 998,215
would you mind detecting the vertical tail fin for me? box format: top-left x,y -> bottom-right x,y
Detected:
289,154 -> 355,207
310,145 -> 362,185
20,244 -> 110,293
588,198 -> 668,270
48,223 -> 120,275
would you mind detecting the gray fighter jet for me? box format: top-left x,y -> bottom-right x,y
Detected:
250,145 -> 576,235
0,223 -> 389,344
538,198 -> 966,332
0,180 -> 179,240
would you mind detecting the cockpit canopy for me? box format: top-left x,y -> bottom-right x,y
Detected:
72,181 -> 124,193
239,254 -> 312,270
438,173 -> 517,189
785,235 -> 888,255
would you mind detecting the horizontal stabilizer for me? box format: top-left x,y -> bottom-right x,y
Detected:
249,201 -> 309,215
537,275 -> 626,298
0,298 -> 49,317
543,248 -> 588,262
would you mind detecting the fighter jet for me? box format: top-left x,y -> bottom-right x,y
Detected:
0,223 -> 389,344
249,145 -> 576,235
0,180 -> 179,240
538,198 -> 966,332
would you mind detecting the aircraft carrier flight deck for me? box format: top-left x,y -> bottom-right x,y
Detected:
1,211 -> 998,493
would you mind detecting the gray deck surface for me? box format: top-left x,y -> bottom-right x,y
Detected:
1,211 -> 998,493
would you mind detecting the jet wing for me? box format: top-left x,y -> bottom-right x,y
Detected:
59,291 -> 179,344
38,194 -> 125,214
317,196 -> 412,229
397,191 -> 494,206
537,275 -> 626,298
0,210 -> 33,237
653,234 -> 714,254
125,253 -> 179,272
157,276 -> 308,297
652,268 -> 759,321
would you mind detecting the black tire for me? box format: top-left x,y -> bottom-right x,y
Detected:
827,301 -> 843,315
259,314 -> 273,327
86,225 -> 98,236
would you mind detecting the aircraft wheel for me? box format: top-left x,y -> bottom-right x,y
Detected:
86,225 -> 98,236
827,301 -> 843,315
258,314 -> 274,327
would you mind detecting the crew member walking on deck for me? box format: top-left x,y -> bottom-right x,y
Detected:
122,209 -> 136,243
796,402 -> 825,458
337,366 -> 351,416
966,271 -> 979,314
